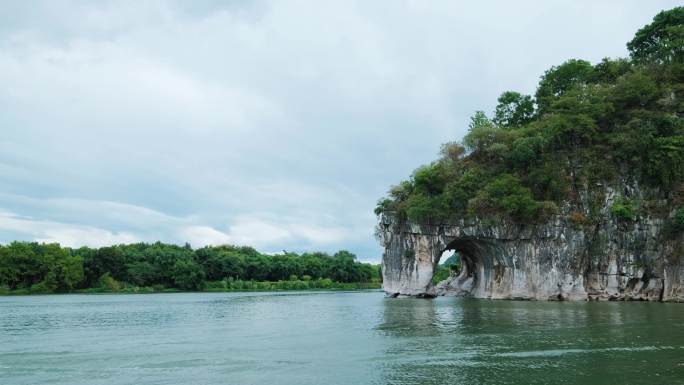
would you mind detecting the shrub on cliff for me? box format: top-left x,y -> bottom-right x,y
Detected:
664,207 -> 684,238
610,196 -> 637,221
468,174 -> 540,222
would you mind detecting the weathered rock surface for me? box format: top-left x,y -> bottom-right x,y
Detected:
378,185 -> 684,301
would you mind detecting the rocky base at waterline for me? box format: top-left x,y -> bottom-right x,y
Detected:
378,188 -> 684,302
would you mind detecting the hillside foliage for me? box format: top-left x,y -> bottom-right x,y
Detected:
376,8 -> 684,224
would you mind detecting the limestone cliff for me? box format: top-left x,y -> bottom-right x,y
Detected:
379,183 -> 684,301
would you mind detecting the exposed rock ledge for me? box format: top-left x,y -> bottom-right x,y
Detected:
378,190 -> 684,302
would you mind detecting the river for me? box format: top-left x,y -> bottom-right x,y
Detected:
1,291 -> 683,384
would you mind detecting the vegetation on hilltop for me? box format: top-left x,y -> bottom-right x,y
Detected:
376,7 -> 684,227
0,241 -> 380,295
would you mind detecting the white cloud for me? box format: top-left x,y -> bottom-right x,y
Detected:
0,212 -> 140,248
0,194 -> 363,253
224,216 -> 351,249
180,225 -> 232,246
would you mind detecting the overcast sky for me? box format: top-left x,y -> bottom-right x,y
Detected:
0,0 -> 679,262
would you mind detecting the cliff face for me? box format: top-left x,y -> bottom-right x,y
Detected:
379,184 -> 684,301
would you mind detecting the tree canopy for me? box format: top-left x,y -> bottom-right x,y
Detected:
0,241 -> 380,294
627,6 -> 684,64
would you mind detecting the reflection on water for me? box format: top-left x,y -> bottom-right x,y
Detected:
1,292 -> 683,385
377,298 -> 684,385
378,297 -> 442,336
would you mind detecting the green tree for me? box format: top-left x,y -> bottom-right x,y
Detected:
54,252 -> 83,291
412,163 -> 447,196
328,250 -> 358,283
589,58 -> 632,84
126,261 -> 156,286
535,59 -> 593,113
245,254 -> 271,281
171,258 -> 205,290
509,135 -> 544,170
462,111 -> 499,153
85,246 -> 126,283
300,252 -> 327,279
609,71 -> 659,110
493,91 -> 535,128
627,7 -> 684,64
468,174 -> 540,221
439,141 -> 466,163
196,247 -> 246,281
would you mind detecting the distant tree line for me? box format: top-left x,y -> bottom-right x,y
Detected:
0,241 -> 381,294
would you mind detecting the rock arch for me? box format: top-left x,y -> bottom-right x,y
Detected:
377,210 -> 684,301
377,213 -> 502,298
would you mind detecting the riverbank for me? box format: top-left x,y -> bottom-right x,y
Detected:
0,279 -> 381,296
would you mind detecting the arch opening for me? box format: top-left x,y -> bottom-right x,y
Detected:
435,237 -> 490,295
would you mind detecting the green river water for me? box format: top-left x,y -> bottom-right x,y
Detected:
1,291 -> 683,384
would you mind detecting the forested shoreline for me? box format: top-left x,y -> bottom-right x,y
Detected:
0,241 -> 381,295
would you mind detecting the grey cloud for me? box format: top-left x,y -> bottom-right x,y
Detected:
1,0 -> 680,261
